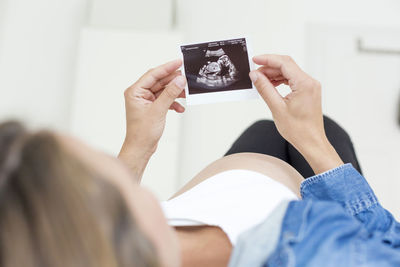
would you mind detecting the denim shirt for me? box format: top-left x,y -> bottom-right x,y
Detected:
229,164 -> 400,267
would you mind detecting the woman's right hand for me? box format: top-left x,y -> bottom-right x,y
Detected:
249,54 -> 343,174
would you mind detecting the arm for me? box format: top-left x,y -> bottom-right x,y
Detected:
250,54 -> 400,244
118,59 -> 186,183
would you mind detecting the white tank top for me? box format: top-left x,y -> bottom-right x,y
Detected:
161,169 -> 298,245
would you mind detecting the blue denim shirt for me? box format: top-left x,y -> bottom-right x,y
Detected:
229,164 -> 400,267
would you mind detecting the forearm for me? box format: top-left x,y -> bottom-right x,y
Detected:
118,140 -> 154,183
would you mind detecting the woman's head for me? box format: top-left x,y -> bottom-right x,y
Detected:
0,121 -> 179,267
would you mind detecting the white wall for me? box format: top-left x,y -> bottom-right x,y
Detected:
89,0 -> 173,30
0,0 -> 6,63
178,0 -> 400,65
0,0 -> 88,130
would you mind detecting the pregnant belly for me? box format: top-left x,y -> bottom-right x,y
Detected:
170,152 -> 303,199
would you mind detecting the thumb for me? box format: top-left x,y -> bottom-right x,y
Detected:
154,76 -> 186,114
249,70 -> 285,111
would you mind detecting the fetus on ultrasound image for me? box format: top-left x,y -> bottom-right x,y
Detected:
181,38 -> 252,95
197,49 -> 239,88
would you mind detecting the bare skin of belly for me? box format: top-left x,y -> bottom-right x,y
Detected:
171,153 -> 304,267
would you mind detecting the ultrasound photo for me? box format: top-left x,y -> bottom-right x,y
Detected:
181,38 -> 252,95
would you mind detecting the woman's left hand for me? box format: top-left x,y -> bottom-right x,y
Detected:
119,59 -> 186,181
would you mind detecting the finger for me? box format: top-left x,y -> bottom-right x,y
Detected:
155,84 -> 186,99
253,54 -> 304,81
150,70 -> 182,93
169,101 -> 185,113
258,68 -> 287,83
135,59 -> 182,90
258,66 -> 283,78
154,76 -> 186,114
271,80 -> 289,87
269,76 -> 288,82
178,90 -> 186,99
249,70 -> 285,111
140,88 -> 156,102
124,86 -> 156,102
269,76 -> 286,82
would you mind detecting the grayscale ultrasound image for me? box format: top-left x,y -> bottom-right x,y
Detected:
181,38 -> 252,95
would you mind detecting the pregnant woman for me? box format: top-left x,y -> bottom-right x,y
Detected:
0,55 -> 398,267
118,55 -> 398,266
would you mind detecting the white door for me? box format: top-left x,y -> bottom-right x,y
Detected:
306,24 -> 400,219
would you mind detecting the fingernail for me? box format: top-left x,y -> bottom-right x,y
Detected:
174,76 -> 186,88
249,71 -> 258,83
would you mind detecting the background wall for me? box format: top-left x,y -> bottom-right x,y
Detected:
0,0 -> 87,130
89,0 -> 173,30
0,0 -> 399,217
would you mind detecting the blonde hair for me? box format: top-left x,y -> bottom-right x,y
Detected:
0,121 -> 159,267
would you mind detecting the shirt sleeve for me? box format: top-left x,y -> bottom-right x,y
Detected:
300,163 -> 400,247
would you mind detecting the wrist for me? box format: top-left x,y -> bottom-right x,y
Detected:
294,137 -> 344,175
118,139 -> 155,183
121,142 -> 156,156
121,129 -> 158,155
